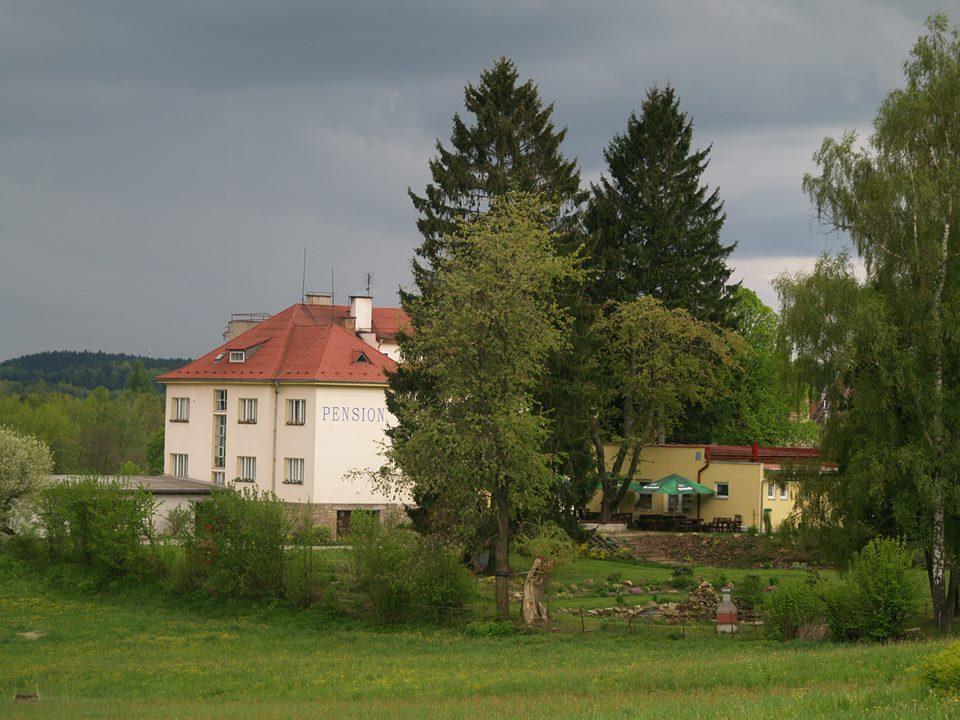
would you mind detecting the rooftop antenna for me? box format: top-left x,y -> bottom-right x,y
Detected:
364,272 -> 373,296
331,266 -> 335,305
300,247 -> 307,303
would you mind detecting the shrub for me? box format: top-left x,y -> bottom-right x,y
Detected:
33,476 -> 156,577
822,537 -> 918,642
921,643 -> 960,696
821,579 -> 863,642
0,426 -> 53,536
162,505 -> 192,539
669,565 -> 696,590
762,581 -> 824,640
284,546 -> 335,609
351,511 -> 474,623
732,574 -> 765,615
464,620 -> 516,638
182,486 -> 288,599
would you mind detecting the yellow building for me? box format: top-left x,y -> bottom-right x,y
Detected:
587,443 -> 824,531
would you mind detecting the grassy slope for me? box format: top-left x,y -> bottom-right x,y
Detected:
1,557 -> 952,719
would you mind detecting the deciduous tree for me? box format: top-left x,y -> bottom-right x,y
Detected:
779,14 -> 960,633
380,193 -> 578,618
592,297 -> 742,521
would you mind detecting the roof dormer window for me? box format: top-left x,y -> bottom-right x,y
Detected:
229,350 -> 246,363
355,352 -> 371,364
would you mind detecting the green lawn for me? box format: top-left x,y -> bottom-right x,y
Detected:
0,555 -> 954,719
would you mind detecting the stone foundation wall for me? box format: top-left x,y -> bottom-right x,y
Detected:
285,502 -> 407,539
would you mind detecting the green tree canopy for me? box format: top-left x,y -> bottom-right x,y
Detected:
591,296 -> 743,520
585,84 -> 737,323
381,192 -> 579,618
779,14 -> 960,632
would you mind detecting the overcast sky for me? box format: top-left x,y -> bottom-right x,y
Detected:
0,1 -> 942,361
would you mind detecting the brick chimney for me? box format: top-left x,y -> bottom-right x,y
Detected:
305,292 -> 333,306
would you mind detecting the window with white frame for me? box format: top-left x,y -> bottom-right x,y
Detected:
211,471 -> 225,486
229,350 -> 245,363
287,399 -> 306,425
636,493 -> 653,511
171,453 -> 188,478
170,397 -> 189,422
780,483 -> 789,500
767,482 -> 776,500
213,414 -> 226,468
667,494 -> 693,513
715,482 -> 729,498
214,389 -> 228,412
238,398 -> 258,424
284,458 -> 304,484
237,456 -> 256,482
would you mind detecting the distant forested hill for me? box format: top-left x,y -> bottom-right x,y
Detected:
0,350 -> 190,395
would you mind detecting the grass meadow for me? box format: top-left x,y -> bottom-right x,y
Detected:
1,552 -> 955,719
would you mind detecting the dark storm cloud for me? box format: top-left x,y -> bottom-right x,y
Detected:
0,0 -> 939,359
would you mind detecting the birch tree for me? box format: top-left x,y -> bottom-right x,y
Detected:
782,14 -> 960,632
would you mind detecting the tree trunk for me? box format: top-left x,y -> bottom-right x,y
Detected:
932,501 -> 948,632
946,566 -> 959,626
930,217 -> 951,634
493,489 -> 511,620
521,556 -> 557,627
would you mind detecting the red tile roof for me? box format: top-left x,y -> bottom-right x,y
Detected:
157,303 -> 405,384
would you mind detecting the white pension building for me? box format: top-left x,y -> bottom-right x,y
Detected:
158,293 -> 409,535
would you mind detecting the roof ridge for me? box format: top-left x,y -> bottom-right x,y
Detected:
267,305 -> 301,379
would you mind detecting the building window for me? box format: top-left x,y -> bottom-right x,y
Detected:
237,456 -> 256,482
211,471 -> 225,486
213,414 -> 226,469
667,494 -> 693,513
170,397 -> 189,422
767,482 -> 776,500
284,458 -> 304,484
636,493 -> 653,511
214,389 -> 228,412
715,482 -> 729,498
171,453 -> 188,478
229,350 -> 245,363
238,398 -> 258,424
780,484 -> 789,500
287,399 -> 306,425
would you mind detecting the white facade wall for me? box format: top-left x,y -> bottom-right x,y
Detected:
163,380 -> 399,505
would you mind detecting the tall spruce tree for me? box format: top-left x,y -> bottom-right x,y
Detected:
391,58 -> 593,535
585,85 -> 737,323
407,57 -> 587,299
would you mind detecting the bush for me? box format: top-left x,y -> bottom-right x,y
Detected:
822,537 -> 918,642
669,565 -> 696,590
821,579 -> 863,642
463,620 -> 516,638
351,511 -> 475,623
0,425 -> 53,536
181,486 -> 288,599
762,581 -> 824,640
732,574 -> 765,616
284,546 -> 335,609
33,476 -> 156,577
921,643 -> 960,696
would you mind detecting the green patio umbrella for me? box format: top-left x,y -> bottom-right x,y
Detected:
638,474 -> 714,520
638,474 -> 714,496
